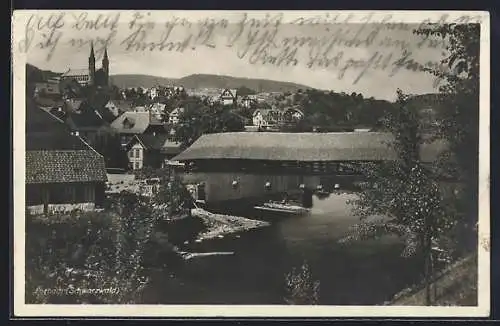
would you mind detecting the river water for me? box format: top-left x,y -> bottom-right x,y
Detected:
146,193 -> 423,305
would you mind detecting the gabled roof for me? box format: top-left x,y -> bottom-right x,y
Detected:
169,107 -> 185,116
110,111 -> 151,134
127,134 -> 169,151
26,150 -> 107,184
220,88 -> 237,99
172,132 -> 449,163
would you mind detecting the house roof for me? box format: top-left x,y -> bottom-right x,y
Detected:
220,88 -> 237,98
171,132 -> 448,163
110,111 -> 151,134
127,134 -> 167,150
169,107 -> 185,116
66,109 -> 108,130
61,68 -> 89,77
252,108 -> 281,117
64,99 -> 84,112
160,139 -> 183,155
35,97 -> 65,108
26,102 -> 70,133
26,132 -> 90,151
26,150 -> 107,184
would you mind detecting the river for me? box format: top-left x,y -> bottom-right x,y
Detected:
145,193 -> 423,305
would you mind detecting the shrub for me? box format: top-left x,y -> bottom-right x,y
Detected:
25,192 -> 172,304
284,262 -> 320,305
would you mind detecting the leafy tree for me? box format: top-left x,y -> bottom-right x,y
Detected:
236,86 -> 256,96
414,23 -> 480,253
174,102 -> 244,148
342,90 -> 451,305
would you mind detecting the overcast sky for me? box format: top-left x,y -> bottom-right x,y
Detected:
17,11 -> 456,101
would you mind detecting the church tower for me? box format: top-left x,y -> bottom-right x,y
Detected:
102,46 -> 109,86
88,42 -> 96,86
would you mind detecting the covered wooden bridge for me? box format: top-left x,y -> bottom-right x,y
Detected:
170,132 -> 448,205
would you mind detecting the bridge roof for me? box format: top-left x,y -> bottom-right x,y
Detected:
172,132 -> 448,163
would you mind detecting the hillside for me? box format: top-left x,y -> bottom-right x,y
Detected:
26,63 -> 62,84
110,73 -> 311,93
109,75 -> 178,89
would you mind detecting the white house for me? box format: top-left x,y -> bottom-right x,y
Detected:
168,107 -> 185,125
252,108 -> 284,128
149,87 -> 159,100
220,88 -> 237,106
240,95 -> 258,108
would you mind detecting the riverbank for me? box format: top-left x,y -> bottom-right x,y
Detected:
388,253 -> 478,306
191,208 -> 270,241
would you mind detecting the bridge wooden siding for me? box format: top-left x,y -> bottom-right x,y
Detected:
171,132 -> 448,204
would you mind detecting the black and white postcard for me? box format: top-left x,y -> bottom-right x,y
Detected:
12,10 -> 490,317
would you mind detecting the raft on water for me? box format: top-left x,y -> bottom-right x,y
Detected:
254,201 -> 311,215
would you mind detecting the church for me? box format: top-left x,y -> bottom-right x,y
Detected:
60,43 -> 110,88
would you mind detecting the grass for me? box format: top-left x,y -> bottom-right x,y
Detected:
389,253 -> 478,306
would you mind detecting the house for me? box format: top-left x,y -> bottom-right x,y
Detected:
149,102 -> 167,121
25,106 -> 107,215
110,111 -> 166,147
125,134 -> 182,170
239,95 -> 258,108
220,88 -> 237,106
252,108 -> 284,129
64,106 -> 115,148
149,87 -> 159,100
35,97 -> 65,111
283,106 -> 305,122
168,107 -> 185,125
34,81 -> 60,97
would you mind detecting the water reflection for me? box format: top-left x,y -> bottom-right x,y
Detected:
146,193 -> 422,305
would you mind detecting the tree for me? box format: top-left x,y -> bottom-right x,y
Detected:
236,86 -> 256,96
342,90 -> 451,305
174,103 -> 245,149
414,23 -> 480,254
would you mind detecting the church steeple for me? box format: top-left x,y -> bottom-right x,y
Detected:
102,46 -> 109,86
88,41 -> 96,86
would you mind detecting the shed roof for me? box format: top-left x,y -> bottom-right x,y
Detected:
171,132 -> 448,163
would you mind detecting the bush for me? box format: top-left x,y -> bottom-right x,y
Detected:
284,262 -> 320,305
25,192 -> 175,304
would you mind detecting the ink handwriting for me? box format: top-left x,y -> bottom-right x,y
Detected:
18,11 -> 483,84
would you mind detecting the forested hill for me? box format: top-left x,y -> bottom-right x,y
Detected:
110,73 -> 311,93
26,64 -> 62,83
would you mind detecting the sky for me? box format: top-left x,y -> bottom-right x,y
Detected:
14,10 -> 462,101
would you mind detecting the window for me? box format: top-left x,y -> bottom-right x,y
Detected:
134,162 -> 140,170
135,149 -> 140,158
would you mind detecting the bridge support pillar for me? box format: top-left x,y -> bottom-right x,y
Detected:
301,188 -> 313,209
